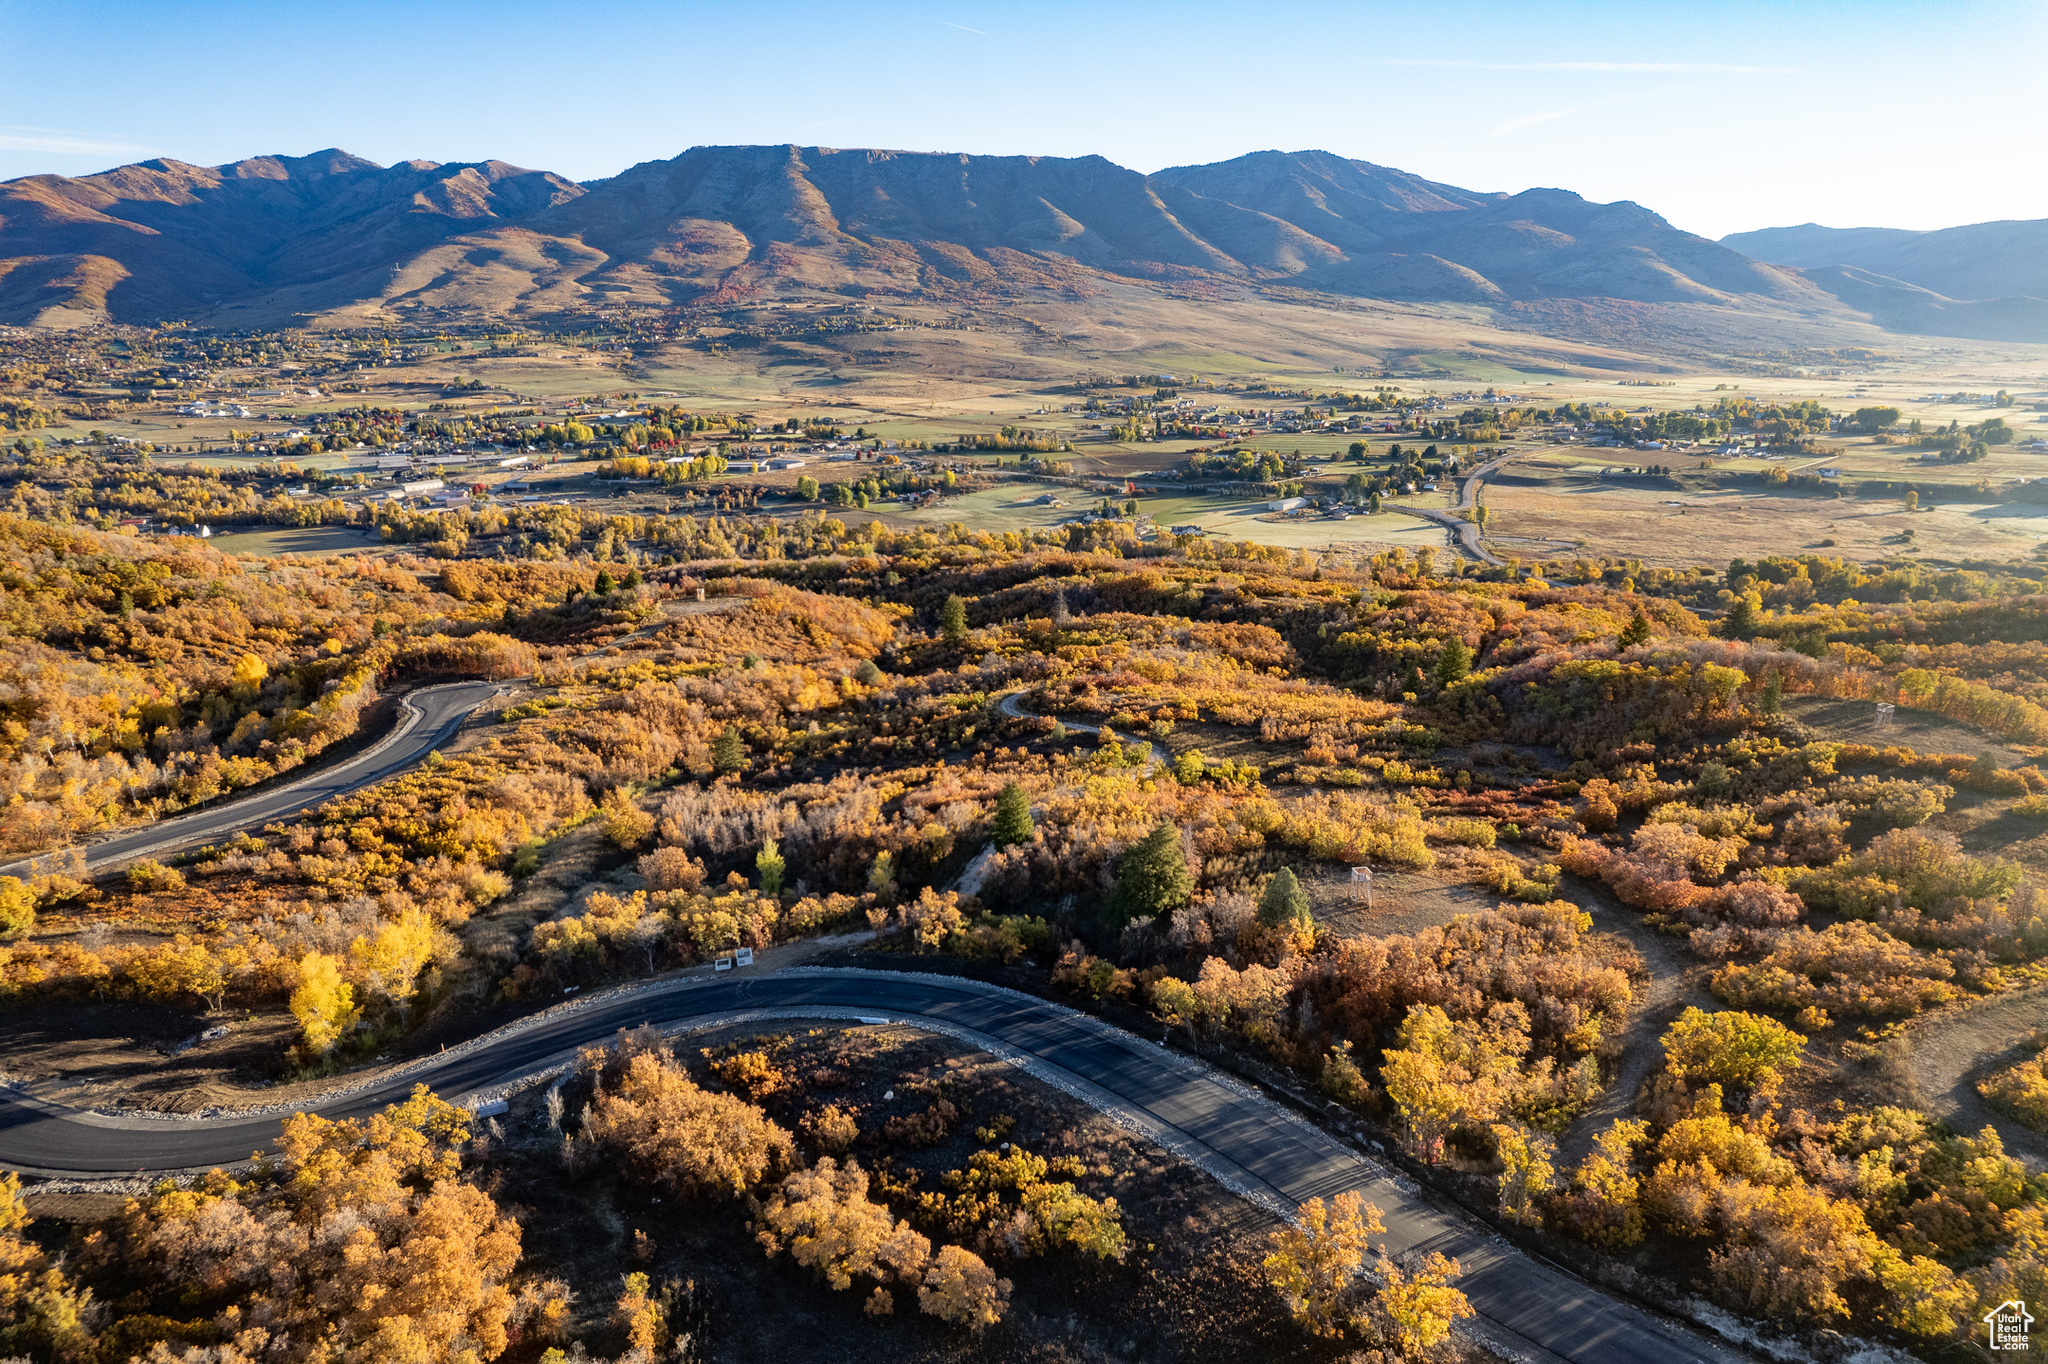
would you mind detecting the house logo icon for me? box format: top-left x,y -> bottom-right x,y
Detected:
1985,1300 -> 2034,1351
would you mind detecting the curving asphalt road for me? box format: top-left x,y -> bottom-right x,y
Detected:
994,690 -> 1157,771
5,680 -> 505,876
0,967 -> 1744,1364
1390,448 -> 1523,566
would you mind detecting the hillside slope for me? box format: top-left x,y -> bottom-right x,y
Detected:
1724,219 -> 2048,304
0,143 -> 1954,342
0,150 -> 582,324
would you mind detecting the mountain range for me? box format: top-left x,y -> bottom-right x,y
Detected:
1722,220 -> 2048,342
0,143 -> 2039,344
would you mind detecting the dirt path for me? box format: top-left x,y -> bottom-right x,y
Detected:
1554,875 -> 1718,1164
1903,984 -> 2048,1169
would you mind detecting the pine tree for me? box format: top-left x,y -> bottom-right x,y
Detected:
1723,590 -> 1762,640
594,568 -> 615,595
1433,637 -> 1472,687
940,594 -> 968,643
1257,866 -> 1311,929
1618,609 -> 1652,648
1108,822 -> 1192,925
713,725 -> 747,775
991,782 -> 1034,848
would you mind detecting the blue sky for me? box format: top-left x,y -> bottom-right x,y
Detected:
2,0 -> 2041,239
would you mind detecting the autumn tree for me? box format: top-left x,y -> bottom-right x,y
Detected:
757,1157 -> 931,1310
612,1271 -> 666,1353
1108,821 -> 1192,926
0,877 -> 31,938
918,1244 -> 1010,1328
0,1171 -> 94,1362
757,838 -> 786,895
352,906 -> 441,1017
1360,1250 -> 1474,1356
1661,1008 -> 1804,1105
290,951 -> 361,1054
127,935 -> 227,1010
1709,1180 -> 1880,1322
1379,1005 -> 1522,1160
230,651 -> 268,694
119,1087 -> 523,1364
1263,1191 -> 1381,1336
1558,1119 -> 1647,1247
582,1049 -> 794,1197
1494,1125 -> 1556,1227
991,781 -> 1035,848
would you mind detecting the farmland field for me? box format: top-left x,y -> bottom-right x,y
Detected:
207,525 -> 384,557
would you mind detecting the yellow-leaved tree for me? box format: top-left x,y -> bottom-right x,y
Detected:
230,652 -> 268,693
582,1048 -> 794,1197
350,906 -> 441,1016
289,951 -> 360,1054
118,1087 -> 526,1364
1263,1190 -> 1381,1337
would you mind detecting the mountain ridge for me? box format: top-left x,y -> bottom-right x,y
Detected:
0,143 -> 2002,342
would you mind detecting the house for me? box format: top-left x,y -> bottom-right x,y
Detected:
1169,524 -> 1204,535
399,479 -> 444,498
1267,496 -> 1308,512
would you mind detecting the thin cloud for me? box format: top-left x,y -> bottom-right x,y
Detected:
1381,58 -> 1802,76
1489,89 -> 1668,138
929,18 -> 986,35
0,127 -> 156,157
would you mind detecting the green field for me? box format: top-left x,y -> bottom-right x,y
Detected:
209,525 -> 383,557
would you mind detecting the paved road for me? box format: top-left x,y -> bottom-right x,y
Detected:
1391,448 -> 1524,566
0,968 -> 1743,1364
994,690 -> 1156,771
5,681 -> 504,875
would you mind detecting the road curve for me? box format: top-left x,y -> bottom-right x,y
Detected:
995,690 -> 1156,771
0,967 -> 1745,1364
1387,448 -> 1524,566
7,680 -> 504,876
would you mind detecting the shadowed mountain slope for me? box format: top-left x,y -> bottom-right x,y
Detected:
0,150 -> 582,324
0,143 -> 1947,339
1724,218 -> 2048,305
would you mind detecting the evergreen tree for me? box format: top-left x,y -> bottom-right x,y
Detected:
1618,609 -> 1652,649
594,568 -> 615,595
940,594 -> 969,643
712,725 -> 747,775
1257,866 -> 1311,929
1722,591 -> 1762,641
1108,821 -> 1192,925
1434,637 -> 1472,687
1368,489 -> 1382,515
991,781 -> 1034,848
